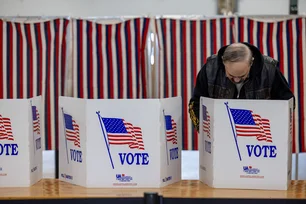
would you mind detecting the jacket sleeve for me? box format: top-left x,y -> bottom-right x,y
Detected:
188,64 -> 209,132
271,68 -> 296,110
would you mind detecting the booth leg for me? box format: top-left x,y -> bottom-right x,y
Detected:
144,192 -> 161,204
55,149 -> 59,179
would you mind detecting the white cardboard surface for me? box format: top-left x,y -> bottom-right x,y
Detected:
199,97 -> 293,190
0,96 -> 43,187
59,96 -> 182,188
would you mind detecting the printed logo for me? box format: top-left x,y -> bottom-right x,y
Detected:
96,111 -> 149,170
225,102 -> 277,161
163,110 -> 179,165
243,166 -> 260,174
61,173 -> 73,180
31,166 -> 38,173
116,174 -> 133,182
240,165 -> 264,179
62,108 -> 82,164
162,176 -> 172,183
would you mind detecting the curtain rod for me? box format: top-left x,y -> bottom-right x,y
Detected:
0,15 -> 147,19
0,14 -> 305,20
235,14 -> 306,18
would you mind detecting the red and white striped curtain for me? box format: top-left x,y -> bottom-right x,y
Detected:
0,18 -> 70,150
233,17 -> 306,153
1,16 -> 305,153
71,18 -> 151,99
155,17 -> 235,150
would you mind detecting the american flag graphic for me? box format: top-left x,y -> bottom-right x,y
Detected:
155,17 -> 235,150
64,113 -> 80,148
0,115 -> 14,141
165,115 -> 177,144
0,18 -> 70,150
102,117 -> 145,150
72,18 -> 151,99
230,108 -> 272,143
32,105 -> 40,135
202,105 -> 210,138
233,17 -> 306,153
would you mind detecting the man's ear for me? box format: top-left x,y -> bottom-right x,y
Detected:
250,57 -> 254,66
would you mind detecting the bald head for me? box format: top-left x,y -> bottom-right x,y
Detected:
222,43 -> 253,63
222,43 -> 254,83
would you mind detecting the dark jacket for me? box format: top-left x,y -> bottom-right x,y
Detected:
189,42 -> 295,132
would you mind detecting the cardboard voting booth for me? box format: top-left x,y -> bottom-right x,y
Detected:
58,96 -> 182,188
0,96 -> 43,187
199,96 -> 293,190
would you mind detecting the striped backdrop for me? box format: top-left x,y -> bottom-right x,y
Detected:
0,18 -> 70,150
72,18 -> 151,99
155,17 -> 235,150
233,17 -> 306,153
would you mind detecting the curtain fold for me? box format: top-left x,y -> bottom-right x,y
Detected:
0,18 -> 70,150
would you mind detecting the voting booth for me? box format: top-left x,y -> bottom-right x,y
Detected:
0,96 -> 43,187
58,96 -> 182,188
199,96 -> 293,190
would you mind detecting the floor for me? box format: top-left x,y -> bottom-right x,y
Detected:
43,150 -> 306,180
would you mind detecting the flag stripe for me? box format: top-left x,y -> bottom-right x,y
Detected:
16,23 -> 22,98
54,20 -> 60,149
44,21 -> 51,149
116,23 -> 123,98
24,24 -> 33,98
181,20 -> 188,149
134,19 -> 140,98
7,22 -> 12,98
87,21 -> 93,99
102,117 -> 145,150
297,18 -> 305,151
190,20 -> 197,148
77,20 -> 82,98
61,20 -> 68,96
35,23 -> 42,96
97,25 -> 103,98
141,18 -> 150,98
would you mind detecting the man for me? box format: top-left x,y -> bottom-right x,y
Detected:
189,42 -> 295,132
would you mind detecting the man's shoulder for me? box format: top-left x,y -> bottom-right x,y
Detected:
206,54 -> 218,62
260,55 -> 278,84
262,55 -> 278,67
203,54 -> 220,81
205,54 -> 219,68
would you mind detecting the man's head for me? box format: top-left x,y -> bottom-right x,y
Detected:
222,43 -> 254,84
